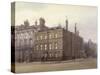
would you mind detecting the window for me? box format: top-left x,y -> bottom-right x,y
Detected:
30,39 -> 33,47
36,36 -> 39,40
55,53 -> 58,58
20,39 -> 23,46
40,44 -> 43,50
55,43 -> 58,49
44,53 -> 47,58
49,34 -> 52,39
25,33 -> 28,39
36,45 -> 39,50
30,31 -> 33,35
44,35 -> 47,39
55,33 -> 58,38
49,53 -> 52,58
19,34 -> 22,39
44,44 -> 47,50
40,35 -> 43,40
49,44 -> 52,50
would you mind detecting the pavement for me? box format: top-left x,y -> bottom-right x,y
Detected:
13,58 -> 97,73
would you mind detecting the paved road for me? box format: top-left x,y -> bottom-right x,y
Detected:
13,58 -> 97,73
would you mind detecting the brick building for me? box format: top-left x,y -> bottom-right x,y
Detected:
33,20 -> 83,61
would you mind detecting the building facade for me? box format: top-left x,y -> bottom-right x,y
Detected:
34,28 -> 83,61
12,20 -> 37,63
11,17 -> 83,63
34,28 -> 64,61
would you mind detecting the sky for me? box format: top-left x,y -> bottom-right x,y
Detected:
14,2 -> 97,43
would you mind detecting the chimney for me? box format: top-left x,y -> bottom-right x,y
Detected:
75,23 -> 77,34
65,16 -> 68,31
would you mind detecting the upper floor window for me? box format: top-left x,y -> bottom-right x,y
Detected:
24,34 -> 27,39
30,38 -> 33,46
19,34 -> 22,39
30,31 -> 33,35
44,44 -> 47,50
40,35 -> 43,40
55,43 -> 58,49
49,34 -> 52,39
40,44 -> 43,50
44,35 -> 47,39
49,44 -> 52,50
55,33 -> 58,38
36,45 -> 39,50
25,33 -> 29,39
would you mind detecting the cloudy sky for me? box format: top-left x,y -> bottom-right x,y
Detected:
14,2 -> 97,43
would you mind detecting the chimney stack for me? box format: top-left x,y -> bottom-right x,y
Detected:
65,16 -> 68,31
75,23 -> 77,34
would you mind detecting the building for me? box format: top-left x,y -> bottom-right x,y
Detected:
11,17 -> 83,63
33,18 -> 83,61
83,39 -> 97,58
12,20 -> 37,63
34,28 -> 64,61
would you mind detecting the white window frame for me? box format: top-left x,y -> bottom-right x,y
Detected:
45,44 -> 47,50
55,43 -> 58,49
55,33 -> 58,38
